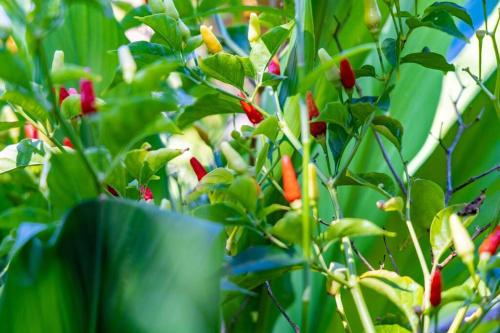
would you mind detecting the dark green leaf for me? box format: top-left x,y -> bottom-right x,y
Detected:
0,47 -> 32,89
406,11 -> 467,42
372,115 -> 404,150
401,51 -> 455,72
227,246 -> 302,275
177,93 -> 242,128
317,102 -> 350,130
424,2 -> 473,28
382,38 -> 398,66
336,171 -> 396,196
192,202 -> 251,226
355,65 -> 376,78
121,4 -> 151,30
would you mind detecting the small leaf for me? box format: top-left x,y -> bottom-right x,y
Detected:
401,51 -> 455,72
270,210 -> 302,244
226,246 -> 302,275
228,175 -> 260,213
320,218 -> 395,242
429,205 -> 477,262
410,179 -> 444,229
372,115 -> 404,150
127,41 -> 176,68
355,64 -> 376,78
0,140 -> 45,175
255,141 -> 269,174
336,171 -> 396,196
360,270 -> 423,332
424,2 -> 473,28
177,93 -> 242,128
192,203 -> 251,226
406,12 -> 467,42
349,102 -> 376,123
253,116 -> 279,141
317,102 -> 350,130
200,53 -> 253,89
260,72 -> 286,89
382,38 -> 398,66
137,14 -> 182,50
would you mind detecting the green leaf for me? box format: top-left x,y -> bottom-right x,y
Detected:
270,210 -> 302,244
51,64 -> 101,85
192,202 -> 251,226
410,179 -> 444,229
127,41 -> 176,68
227,246 -> 302,275
228,175 -> 260,213
60,95 -> 82,118
133,59 -> 181,90
355,65 -> 376,78
46,151 -> 99,216
424,2 -> 473,28
372,116 -> 404,150
0,140 -> 45,175
317,102 -> 350,130
382,38 -> 398,66
319,218 -> 395,242
125,146 -> 183,184
121,4 -> 151,30
350,102 -> 376,123
137,13 -> 182,51
406,11 -> 467,42
401,51 -> 455,72
255,141 -> 269,175
0,199 -> 223,332
0,47 -> 32,89
336,171 -> 396,197
1,91 -> 48,122
260,72 -> 286,89
429,205 -> 477,261
199,53 -> 254,89
253,116 -> 279,141
177,93 -> 242,128
360,270 -> 423,331
328,124 -> 352,169
0,121 -> 22,132
375,325 -> 412,333
0,207 -> 51,230
441,277 -> 489,306
199,168 -> 234,186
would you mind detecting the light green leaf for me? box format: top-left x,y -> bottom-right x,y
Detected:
360,270 -> 423,331
177,93 -> 242,128
316,102 -> 350,130
253,116 -> 279,141
0,121 -> 22,132
0,140 -> 46,175
199,53 -> 254,89
228,175 -> 260,213
137,13 -> 182,51
1,91 -> 48,122
51,64 -> 101,85
410,179 -> 444,229
319,218 -> 395,242
125,146 -> 183,184
270,210 -> 302,244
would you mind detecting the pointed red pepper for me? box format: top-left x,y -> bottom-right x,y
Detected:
339,58 -> 356,90
140,186 -> 153,201
24,124 -> 38,139
107,185 -> 119,197
479,226 -> 500,257
281,155 -> 301,204
59,87 -> 70,106
268,56 -> 281,76
190,157 -> 208,181
80,79 -> 97,114
306,91 -> 326,138
63,137 -> 73,148
239,92 -> 264,125
429,268 -> 442,307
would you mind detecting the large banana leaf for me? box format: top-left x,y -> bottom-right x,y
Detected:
0,199 -> 223,333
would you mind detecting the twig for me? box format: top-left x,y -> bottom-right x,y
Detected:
383,233 -> 400,274
265,281 -> 300,333
351,240 -> 375,271
372,129 -> 407,195
438,223 -> 491,269
452,164 -> 500,194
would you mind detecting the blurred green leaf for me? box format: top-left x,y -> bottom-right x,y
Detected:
270,210 -> 302,244
0,207 -> 51,230
125,146 -> 183,184
401,52 -> 455,72
0,199 -> 223,332
120,4 -> 151,30
1,91 -> 48,122
0,47 -> 32,90
227,246 -> 302,275
192,202 -> 251,226
410,179 -> 444,229
0,140 -> 45,175
360,270 -> 423,331
0,121 -> 22,131
228,175 -> 260,213
317,102 -> 350,130
253,116 -> 279,141
51,64 -> 101,85
320,218 -> 395,242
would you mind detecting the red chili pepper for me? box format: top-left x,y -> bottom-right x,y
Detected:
479,226 -> 500,256
429,268 -> 442,307
339,58 -> 356,90
107,185 -> 119,197
281,155 -> 301,203
80,79 -> 97,115
59,87 -> 69,106
268,56 -> 281,76
140,186 -> 153,201
190,157 -> 208,181
306,92 -> 326,138
239,92 -> 264,125
63,137 -> 73,148
24,124 -> 38,139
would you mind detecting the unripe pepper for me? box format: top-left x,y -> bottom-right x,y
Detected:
449,214 -> 475,268
268,56 -> 281,76
80,79 -> 97,114
364,0 -> 382,36
308,163 -> 318,203
339,58 -> 356,90
281,155 -> 301,204
317,48 -> 341,87
63,137 -> 73,148
479,225 -> 500,258
59,87 -> 69,106
306,91 -> 326,138
200,25 -> 223,54
118,45 -> 137,84
376,197 -> 404,212
429,268 -> 442,307
190,157 -> 208,181
238,92 -> 264,125
220,141 -> 248,174
248,13 -> 261,42
24,124 -> 38,139
51,50 -> 64,72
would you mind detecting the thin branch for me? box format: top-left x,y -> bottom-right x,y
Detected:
383,233 -> 400,274
438,223 -> 491,269
350,240 -> 375,271
452,164 -> 500,194
264,281 -> 301,333
372,129 -> 407,195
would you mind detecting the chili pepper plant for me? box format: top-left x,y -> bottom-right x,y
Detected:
0,0 -> 498,332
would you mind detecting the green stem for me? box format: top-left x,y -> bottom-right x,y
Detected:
335,294 -> 352,333
447,306 -> 468,333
